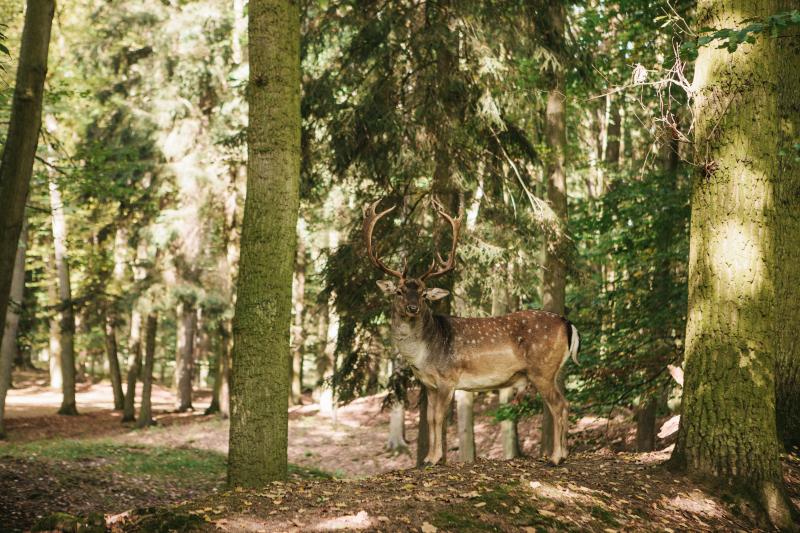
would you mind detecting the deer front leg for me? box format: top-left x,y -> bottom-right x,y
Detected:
422,385 -> 453,466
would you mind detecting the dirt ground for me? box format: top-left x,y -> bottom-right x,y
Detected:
4,370 -> 800,532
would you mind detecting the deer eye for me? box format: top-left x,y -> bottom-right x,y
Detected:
396,291 -> 402,296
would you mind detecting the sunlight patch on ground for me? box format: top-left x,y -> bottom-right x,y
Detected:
312,510 -> 375,530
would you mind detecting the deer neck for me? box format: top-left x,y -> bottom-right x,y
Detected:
391,306 -> 432,365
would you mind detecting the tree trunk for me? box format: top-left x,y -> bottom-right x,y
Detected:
50,178 -> 78,416
0,212 -> 28,438
103,303 -> 124,411
290,230 -> 306,406
493,269 -> 519,459
456,390 -> 475,462
540,1 -> 569,458
46,248 -> 61,390
0,0 -> 55,339
772,0 -> 800,452
668,1 -> 799,529
220,320 -> 231,419
635,399 -> 657,453
137,312 -> 158,429
176,301 -> 195,412
122,308 -> 143,422
228,0 -> 301,488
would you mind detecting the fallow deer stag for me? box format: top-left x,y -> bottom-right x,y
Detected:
362,199 -> 580,467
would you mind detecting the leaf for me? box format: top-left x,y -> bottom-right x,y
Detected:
474,502 -> 486,508
530,481 -> 542,489
378,516 -> 391,522
539,510 -> 556,517
421,522 -> 438,533
401,484 -> 415,490
292,519 -> 305,527
542,503 -> 556,511
698,36 -> 713,46
399,516 -> 411,523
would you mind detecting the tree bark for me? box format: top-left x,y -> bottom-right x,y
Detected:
540,0 -> 568,460
290,230 -> 306,406
455,390 -> 475,462
176,301 -> 195,412
772,0 -> 800,452
493,270 -> 520,459
103,303 -> 124,411
0,212 -> 28,438
0,0 -> 55,339
50,177 -> 78,416
122,308 -> 143,422
46,247 -> 61,390
668,1 -> 799,529
137,312 -> 158,429
228,0 -> 301,488
635,399 -> 657,453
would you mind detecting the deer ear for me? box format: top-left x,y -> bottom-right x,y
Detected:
425,288 -> 450,301
376,280 -> 397,295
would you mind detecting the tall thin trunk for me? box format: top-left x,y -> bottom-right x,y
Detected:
668,0 -> 799,529
385,347 -> 408,451
176,301 -> 195,412
46,247 -> 61,390
540,0 -> 569,459
493,269 -> 520,459
0,213 -> 28,438
50,176 -> 78,416
228,0 -> 301,488
0,0 -> 55,339
455,390 -> 475,462
137,312 -> 158,428
104,303 -> 124,411
122,308 -> 143,422
290,230 -> 306,406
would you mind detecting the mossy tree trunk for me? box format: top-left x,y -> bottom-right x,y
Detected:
772,0 -> 800,452
227,0 -> 301,488
540,0 -> 568,460
0,0 -> 55,339
668,1 -> 800,529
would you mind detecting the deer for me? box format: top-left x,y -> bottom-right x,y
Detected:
362,199 -> 580,467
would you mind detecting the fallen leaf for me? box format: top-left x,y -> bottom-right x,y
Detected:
542,503 -> 556,511
539,510 -> 556,517
377,516 -> 390,522
474,502 -> 486,508
269,511 -> 277,515
235,487 -> 244,492
401,484 -> 415,490
604,530 -> 617,533
512,506 -> 520,514
523,528 -> 536,533
530,481 -> 542,489
421,522 -> 437,533
244,501 -> 252,505
292,519 -> 305,527
399,516 -> 411,523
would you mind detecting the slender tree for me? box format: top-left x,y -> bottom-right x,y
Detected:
136,312 -> 158,428
227,0 -> 301,487
668,1 -> 800,529
0,0 -> 55,338
540,0 -> 569,459
0,214 -> 28,438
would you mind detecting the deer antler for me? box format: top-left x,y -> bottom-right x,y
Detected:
362,200 -> 404,279
420,206 -> 463,282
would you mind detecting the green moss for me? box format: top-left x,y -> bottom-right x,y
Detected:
138,512 -> 204,533
31,513 -> 79,533
591,506 -> 621,527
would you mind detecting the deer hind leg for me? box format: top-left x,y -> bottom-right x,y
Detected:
532,377 -> 570,467
422,385 -> 454,466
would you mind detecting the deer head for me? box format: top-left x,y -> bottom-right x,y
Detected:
362,200 -> 462,318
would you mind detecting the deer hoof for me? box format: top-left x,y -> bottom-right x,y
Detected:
544,460 -> 558,468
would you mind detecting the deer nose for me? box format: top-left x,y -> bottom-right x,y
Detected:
407,305 -> 419,314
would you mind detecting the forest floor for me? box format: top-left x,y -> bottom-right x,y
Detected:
3,370 -> 800,532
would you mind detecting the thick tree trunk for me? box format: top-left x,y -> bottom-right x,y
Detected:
122,309 -> 143,422
0,0 -> 55,339
137,312 -> 158,429
455,390 -> 475,462
50,178 -> 78,416
669,2 -> 799,529
228,0 -> 301,488
0,213 -> 28,438
290,232 -> 306,406
103,304 -> 124,411
772,0 -> 800,452
176,301 -> 195,412
541,0 -> 568,459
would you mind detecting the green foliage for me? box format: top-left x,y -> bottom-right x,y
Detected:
678,11 -> 800,62
486,395 -> 543,423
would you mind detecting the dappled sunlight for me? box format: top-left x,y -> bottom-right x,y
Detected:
312,510 -> 375,530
